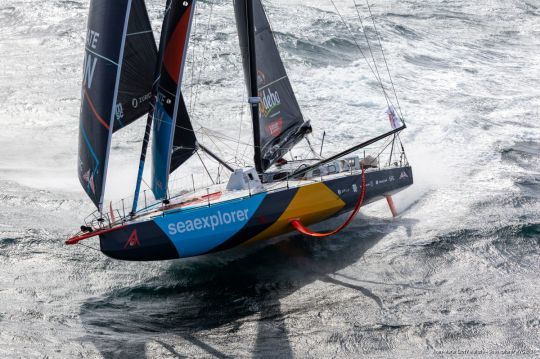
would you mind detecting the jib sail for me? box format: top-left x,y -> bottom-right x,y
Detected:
79,0 -> 155,210
114,0 -> 158,131
151,0 -> 197,199
234,0 -> 312,172
169,95 -> 197,174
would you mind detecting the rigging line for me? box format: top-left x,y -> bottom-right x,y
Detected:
350,0 -> 389,106
374,136 -> 394,160
396,132 -> 409,164
154,113 -> 314,158
198,127 -> 244,167
328,0 -> 391,108
188,2 -> 200,112
304,136 -> 323,160
362,0 -> 405,120
142,178 -> 151,191
199,131 -> 248,167
191,1 -> 215,114
199,126 -> 232,154
194,116 -> 237,152
196,150 -> 216,184
152,112 -> 258,149
235,87 -> 248,161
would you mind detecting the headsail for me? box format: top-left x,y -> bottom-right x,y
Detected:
114,0 -> 158,131
170,95 -> 197,174
234,0 -> 312,172
151,0 -> 197,200
79,0 -> 145,210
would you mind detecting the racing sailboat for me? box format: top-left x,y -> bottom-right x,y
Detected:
68,0 -> 413,261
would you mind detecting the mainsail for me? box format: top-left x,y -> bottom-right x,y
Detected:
151,0 -> 197,200
234,0 -> 312,173
114,0 -> 158,131
79,0 -> 157,210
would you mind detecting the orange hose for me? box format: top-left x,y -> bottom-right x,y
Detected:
290,166 -> 366,237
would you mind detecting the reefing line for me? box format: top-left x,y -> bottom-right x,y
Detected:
289,166 -> 366,237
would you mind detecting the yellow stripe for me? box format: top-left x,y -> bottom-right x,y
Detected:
246,182 -> 346,244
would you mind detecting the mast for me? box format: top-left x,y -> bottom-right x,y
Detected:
245,0 -> 263,173
234,0 -> 311,174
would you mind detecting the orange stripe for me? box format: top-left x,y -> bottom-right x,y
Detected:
163,3 -> 192,84
84,89 -> 110,130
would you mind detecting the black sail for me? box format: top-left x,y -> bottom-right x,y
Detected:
114,0 -> 158,131
78,0 -> 134,210
234,0 -> 312,172
170,95 -> 197,174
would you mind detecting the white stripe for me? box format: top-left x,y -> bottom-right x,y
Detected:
159,86 -> 177,99
85,47 -> 118,66
99,0 -> 133,211
127,30 -> 153,37
258,75 -> 288,91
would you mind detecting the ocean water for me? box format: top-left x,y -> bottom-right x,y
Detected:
0,0 -> 539,357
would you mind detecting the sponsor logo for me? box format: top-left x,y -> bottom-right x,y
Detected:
337,184 -> 359,196
259,88 -> 281,117
131,92 -> 152,109
124,229 -> 141,249
400,171 -> 409,179
266,118 -> 283,137
167,209 -> 250,235
83,53 -> 97,89
115,103 -> 124,120
83,30 -> 100,90
86,29 -> 100,49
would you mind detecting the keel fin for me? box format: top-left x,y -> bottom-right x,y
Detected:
386,195 -> 398,217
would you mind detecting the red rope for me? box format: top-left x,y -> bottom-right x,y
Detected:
289,166 -> 366,238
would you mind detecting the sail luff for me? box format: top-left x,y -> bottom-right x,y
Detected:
247,0 -> 263,173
